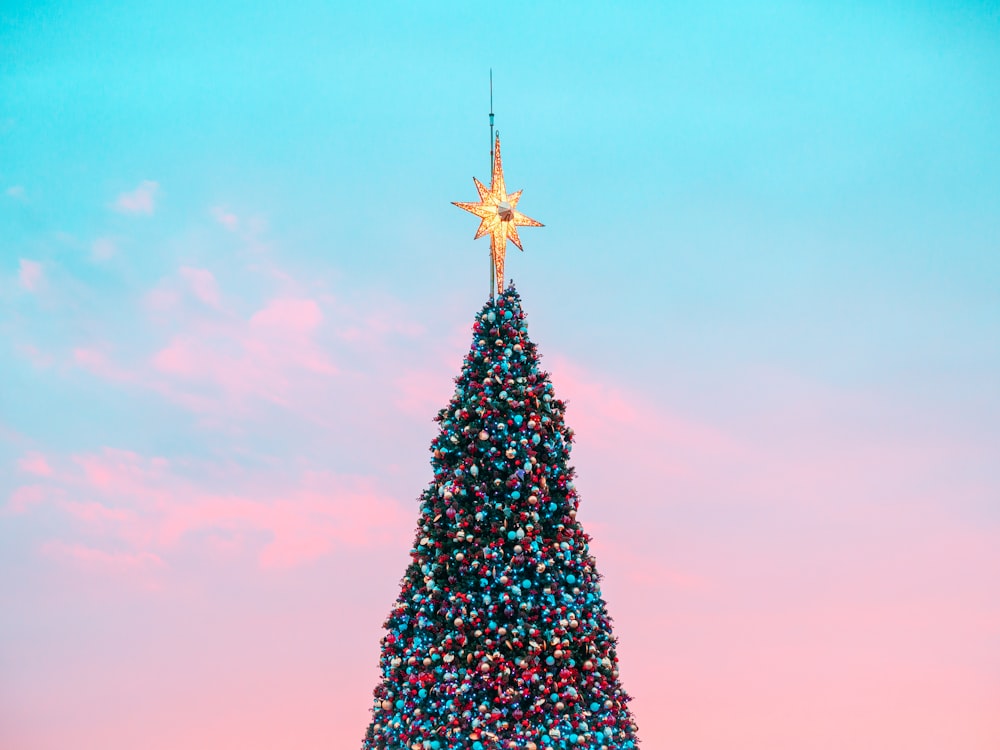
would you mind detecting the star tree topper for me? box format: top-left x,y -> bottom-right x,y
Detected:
453,134 -> 543,296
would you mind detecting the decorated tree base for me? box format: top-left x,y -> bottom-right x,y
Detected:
362,287 -> 639,750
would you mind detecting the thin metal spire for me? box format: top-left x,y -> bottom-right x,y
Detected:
489,70 -> 495,300
489,68 -> 495,174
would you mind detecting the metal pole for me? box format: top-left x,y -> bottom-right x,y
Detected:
490,69 -> 495,171
489,69 -> 495,300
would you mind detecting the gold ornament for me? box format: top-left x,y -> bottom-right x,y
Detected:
453,134 -> 543,296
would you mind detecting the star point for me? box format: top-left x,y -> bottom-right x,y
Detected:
453,134 -> 543,295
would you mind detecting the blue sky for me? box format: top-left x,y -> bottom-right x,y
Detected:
2,2 -> 999,748
5,1 -> 998,378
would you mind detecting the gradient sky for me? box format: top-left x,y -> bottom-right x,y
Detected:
2,2 -> 999,748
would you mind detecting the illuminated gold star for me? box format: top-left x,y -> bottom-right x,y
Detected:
453,134 -> 543,295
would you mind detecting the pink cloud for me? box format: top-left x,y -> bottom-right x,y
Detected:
74,448 -> 169,495
250,298 -> 323,335
152,338 -> 196,376
18,258 -> 43,290
179,266 -> 221,308
259,309 -> 345,375
121,269 -> 433,425
6,484 -> 48,514
153,481 -> 408,569
30,447 -> 410,571
146,296 -> 338,414
335,306 -> 426,344
211,206 -> 239,230
60,499 -> 132,524
41,540 -> 165,570
150,329 -> 332,407
113,180 -> 159,215
49,266 -> 435,455
144,286 -> 180,312
74,346 -> 133,383
18,452 -> 53,477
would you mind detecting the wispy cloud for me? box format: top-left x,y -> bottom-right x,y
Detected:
334,305 -> 426,344
6,485 -> 50,514
113,180 -> 159,215
61,264 -> 430,430
211,206 -> 239,231
19,447 -> 411,572
5,184 -> 25,200
18,258 -> 43,291
41,540 -> 166,570
74,347 -> 133,383
148,296 -> 338,413
18,452 -> 53,477
179,266 -> 221,308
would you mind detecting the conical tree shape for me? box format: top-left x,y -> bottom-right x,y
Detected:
362,286 -> 639,750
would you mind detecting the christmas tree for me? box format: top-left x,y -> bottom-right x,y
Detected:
360,287 -> 639,750
361,127 -> 639,750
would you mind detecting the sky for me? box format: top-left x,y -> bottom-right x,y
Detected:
2,1 -> 999,748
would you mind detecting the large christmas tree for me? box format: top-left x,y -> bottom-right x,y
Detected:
361,284 -> 639,750
361,125 -> 639,750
